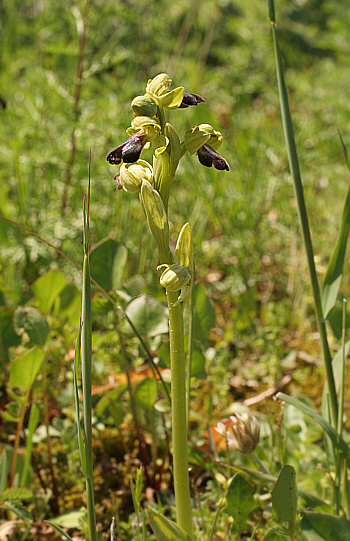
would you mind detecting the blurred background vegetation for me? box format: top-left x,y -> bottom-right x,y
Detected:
1,0 -> 350,536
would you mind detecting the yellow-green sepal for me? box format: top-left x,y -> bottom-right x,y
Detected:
146,73 -> 172,96
158,87 -> 185,110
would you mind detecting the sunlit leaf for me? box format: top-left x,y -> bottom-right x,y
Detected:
9,348 -> 45,390
134,377 -> 157,409
32,270 -> 67,314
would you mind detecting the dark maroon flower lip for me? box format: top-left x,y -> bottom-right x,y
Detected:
107,131 -> 148,165
179,92 -> 205,109
197,144 -> 230,171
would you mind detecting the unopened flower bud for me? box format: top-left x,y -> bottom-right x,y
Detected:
131,95 -> 158,117
158,263 -> 191,292
146,73 -> 172,96
120,160 -> 153,194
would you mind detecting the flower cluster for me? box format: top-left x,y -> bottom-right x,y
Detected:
215,413 -> 260,454
106,74 -> 229,302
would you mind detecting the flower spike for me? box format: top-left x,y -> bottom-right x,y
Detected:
197,143 -> 230,171
179,92 -> 205,108
107,131 -> 148,165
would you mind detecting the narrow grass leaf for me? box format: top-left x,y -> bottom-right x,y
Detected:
321,179 -> 350,318
21,403 -> 40,486
146,506 -> 192,541
44,521 -> 74,541
321,339 -> 350,419
339,132 -> 350,173
277,393 -> 350,458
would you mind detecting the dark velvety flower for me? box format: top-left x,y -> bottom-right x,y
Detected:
197,144 -> 229,171
179,92 -> 205,109
107,131 -> 148,165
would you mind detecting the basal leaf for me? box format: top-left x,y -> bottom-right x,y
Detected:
301,511 -> 350,541
225,473 -> 256,532
272,465 -> 297,532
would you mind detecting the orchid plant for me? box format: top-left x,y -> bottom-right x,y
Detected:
106,73 -> 229,540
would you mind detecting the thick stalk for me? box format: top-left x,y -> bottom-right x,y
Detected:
81,253 -> 97,541
268,1 -> 338,427
167,289 -> 193,539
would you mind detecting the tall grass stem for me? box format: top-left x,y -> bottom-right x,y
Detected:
267,0 -> 338,427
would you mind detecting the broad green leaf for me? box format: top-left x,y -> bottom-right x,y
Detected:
158,86 -> 184,109
59,285 -> 81,326
191,345 -> 206,379
321,164 -> 350,318
185,283 -> 215,342
154,399 -> 171,413
146,506 -> 192,541
44,520 -> 74,540
0,307 -> 21,364
277,393 -> 350,459
90,239 -> 127,291
95,387 -> 127,416
13,306 -> 50,348
9,348 -> 45,390
224,474 -> 256,531
32,270 -> 67,314
51,509 -> 84,528
134,377 -> 157,409
107,400 -> 124,427
272,465 -> 297,533
124,295 -> 168,337
301,511 -> 350,541
0,487 -> 32,501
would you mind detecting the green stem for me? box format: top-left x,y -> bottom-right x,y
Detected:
82,253 -> 97,541
268,0 -> 338,427
167,289 -> 193,539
